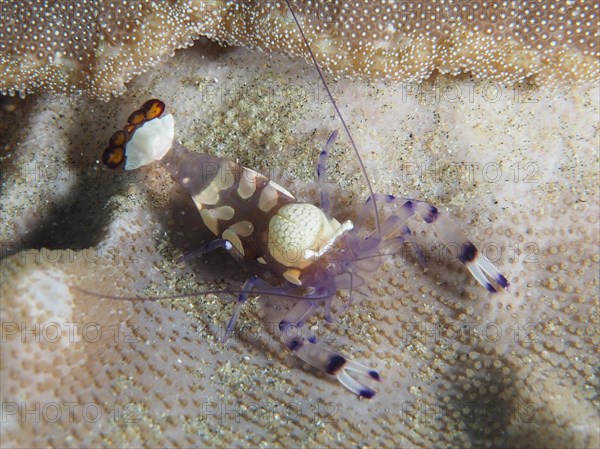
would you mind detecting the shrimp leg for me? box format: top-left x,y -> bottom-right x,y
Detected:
178,238 -> 233,263
369,194 -> 509,292
279,300 -> 381,399
223,276 -> 259,342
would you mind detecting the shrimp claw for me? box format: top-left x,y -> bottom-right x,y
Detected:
279,300 -> 381,399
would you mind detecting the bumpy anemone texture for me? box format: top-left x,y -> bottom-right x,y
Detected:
0,1 -> 598,99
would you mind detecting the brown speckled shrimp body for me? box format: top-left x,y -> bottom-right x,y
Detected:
102,100 -> 508,399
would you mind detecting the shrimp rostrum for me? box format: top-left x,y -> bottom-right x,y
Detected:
101,99 -> 509,399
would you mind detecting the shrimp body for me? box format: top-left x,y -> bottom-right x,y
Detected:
162,143 -> 341,287
102,100 -> 508,398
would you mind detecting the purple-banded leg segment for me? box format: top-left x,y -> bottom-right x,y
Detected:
281,320 -> 381,398
222,277 -> 305,342
317,130 -> 338,213
353,194 -> 424,265
358,194 -> 415,236
378,198 -> 428,266
406,199 -> 509,292
355,193 -> 508,291
223,276 -> 259,342
177,238 -> 233,263
388,196 -> 509,292
279,300 -> 320,343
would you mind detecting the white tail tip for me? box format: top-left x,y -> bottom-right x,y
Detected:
124,113 -> 174,170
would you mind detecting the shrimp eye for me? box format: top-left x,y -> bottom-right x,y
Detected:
128,109 -> 146,125
108,129 -> 128,148
102,146 -> 125,168
141,99 -> 165,120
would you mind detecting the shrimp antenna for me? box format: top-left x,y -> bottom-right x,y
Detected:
73,286 -> 334,302
283,0 -> 381,237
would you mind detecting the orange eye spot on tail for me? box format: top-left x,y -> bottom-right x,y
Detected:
141,99 -> 165,120
108,129 -> 128,148
128,109 -> 146,125
124,124 -> 137,134
102,146 -> 125,168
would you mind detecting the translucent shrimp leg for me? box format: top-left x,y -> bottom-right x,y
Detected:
363,194 -> 509,292
221,277 -> 312,342
279,300 -> 381,399
177,238 -> 232,263
223,276 -> 259,342
407,198 -> 509,292
349,195 -> 424,271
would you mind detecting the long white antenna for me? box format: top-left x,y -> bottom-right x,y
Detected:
283,0 -> 381,236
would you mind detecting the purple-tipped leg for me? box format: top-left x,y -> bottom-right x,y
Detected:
177,238 -> 233,263
223,276 -> 259,342
356,193 -> 509,292
288,336 -> 381,399
278,300 -> 381,398
408,200 -> 510,291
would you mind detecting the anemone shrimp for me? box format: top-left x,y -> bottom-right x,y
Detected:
99,100 -> 509,400
98,5 -> 509,399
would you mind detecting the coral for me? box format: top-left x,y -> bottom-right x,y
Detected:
1,42 -> 598,448
0,1 -> 598,100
